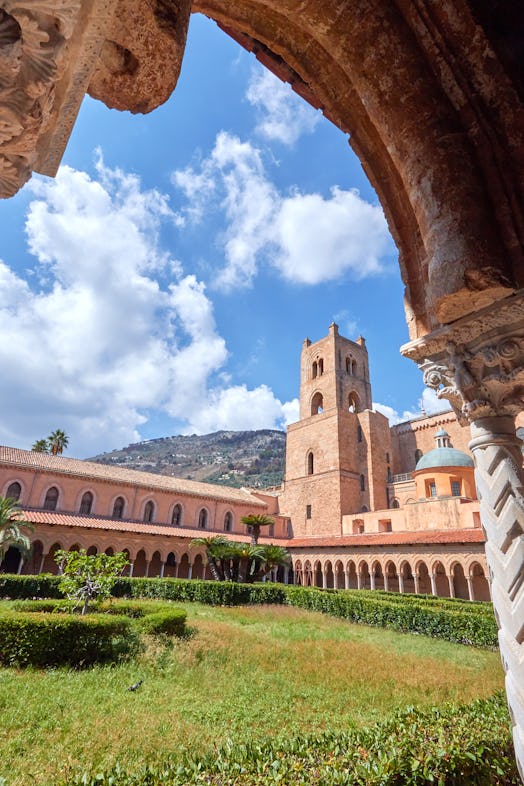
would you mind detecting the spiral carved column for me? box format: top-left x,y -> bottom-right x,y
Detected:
402,292 -> 524,782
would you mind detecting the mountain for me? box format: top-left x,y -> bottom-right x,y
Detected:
88,429 -> 286,489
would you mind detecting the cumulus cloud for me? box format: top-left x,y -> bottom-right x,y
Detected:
246,66 -> 320,145
373,388 -> 451,425
173,132 -> 392,291
0,160 -> 293,455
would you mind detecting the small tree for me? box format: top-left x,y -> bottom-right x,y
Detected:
241,514 -> 274,546
48,429 -> 69,456
31,439 -> 49,453
54,549 -> 129,615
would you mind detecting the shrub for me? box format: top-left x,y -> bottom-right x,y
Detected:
0,611 -> 138,666
61,692 -> 518,785
0,573 -> 62,599
138,609 -> 187,637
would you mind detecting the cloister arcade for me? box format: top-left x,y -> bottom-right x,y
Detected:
293,553 -> 490,602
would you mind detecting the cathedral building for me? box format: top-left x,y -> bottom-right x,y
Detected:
0,325 -> 498,602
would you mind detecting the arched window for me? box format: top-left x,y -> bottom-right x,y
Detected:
391,498 -> 400,509
312,361 -> 318,378
112,497 -> 125,519
357,425 -> 363,443
224,511 -> 232,532
6,481 -> 21,502
348,391 -> 360,413
171,503 -> 182,526
318,358 -> 324,375
346,357 -> 351,373
351,359 -> 357,375
143,500 -> 155,523
311,392 -> 324,415
43,486 -> 59,511
307,451 -> 314,475
360,474 -> 366,491
79,491 -> 93,514
198,508 -> 208,529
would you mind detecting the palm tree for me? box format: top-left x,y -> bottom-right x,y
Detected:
190,536 -> 230,581
31,439 -> 49,452
241,514 -> 274,546
259,545 -> 291,581
48,429 -> 69,456
0,496 -> 34,567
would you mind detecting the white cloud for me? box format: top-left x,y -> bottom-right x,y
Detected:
246,66 -> 320,145
373,389 -> 451,425
0,160 -> 292,456
173,132 -> 392,291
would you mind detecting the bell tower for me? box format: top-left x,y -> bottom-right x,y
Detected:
279,324 -> 391,538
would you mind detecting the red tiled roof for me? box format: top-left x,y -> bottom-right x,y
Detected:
21,509 -> 283,543
286,528 -> 485,549
0,445 -> 265,506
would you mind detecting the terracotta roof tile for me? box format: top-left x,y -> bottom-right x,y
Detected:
22,509 -> 283,543
286,529 -> 485,549
0,445 -> 265,506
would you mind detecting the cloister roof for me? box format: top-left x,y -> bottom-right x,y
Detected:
288,529 -> 485,549
22,509 -> 282,543
0,446 -> 266,506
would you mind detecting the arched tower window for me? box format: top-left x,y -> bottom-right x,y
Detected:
43,486 -> 59,511
346,357 -> 351,373
357,425 -> 363,443
198,508 -> 208,529
112,496 -> 125,519
172,503 -> 182,526
311,392 -> 324,415
351,359 -> 357,375
360,474 -> 366,491
318,358 -> 324,375
312,361 -> 318,379
348,391 -> 360,413
6,481 -> 21,502
307,451 -> 314,475
79,491 -> 93,515
143,500 -> 155,523
224,511 -> 232,532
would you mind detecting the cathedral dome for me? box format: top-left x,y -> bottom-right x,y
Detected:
415,429 -> 474,471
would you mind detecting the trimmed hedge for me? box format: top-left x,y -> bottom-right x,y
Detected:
0,574 -> 497,647
0,573 -> 61,599
61,692 -> 518,785
0,610 -> 138,666
138,609 -> 187,637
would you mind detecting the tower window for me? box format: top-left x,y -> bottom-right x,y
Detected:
307,451 -> 314,475
360,474 -> 366,491
312,361 -> 318,378
357,425 -> 363,443
318,359 -> 324,375
143,500 -> 155,523
112,497 -> 125,519
6,481 -> 21,502
451,480 -> 461,497
311,392 -> 324,415
306,504 -> 312,519
348,391 -> 360,413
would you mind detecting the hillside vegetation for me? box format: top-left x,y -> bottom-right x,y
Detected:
89,429 -> 286,489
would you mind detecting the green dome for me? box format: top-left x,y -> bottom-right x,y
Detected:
415,447 -> 474,471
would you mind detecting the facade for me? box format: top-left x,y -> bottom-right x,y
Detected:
0,325 -> 503,603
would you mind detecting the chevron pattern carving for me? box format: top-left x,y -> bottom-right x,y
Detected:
470,416 -> 524,782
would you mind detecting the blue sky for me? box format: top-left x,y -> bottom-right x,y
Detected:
0,14 -> 445,458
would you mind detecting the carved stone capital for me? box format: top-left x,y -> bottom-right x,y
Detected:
401,291 -> 524,424
0,0 -> 118,198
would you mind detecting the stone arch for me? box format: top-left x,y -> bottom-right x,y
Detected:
358,559 -> 370,589
451,560 -> 469,600
42,541 -> 63,574
345,559 -> 358,590
372,559 -> 385,591
42,485 -> 61,511
293,559 -> 303,585
178,552 -> 190,579
104,546 -> 114,556
223,510 -> 233,532
78,489 -> 95,515
193,553 -> 205,580
324,559 -> 334,589
165,551 -> 177,578
142,499 -> 155,523
314,559 -> 323,588
112,495 -> 126,519
86,545 -> 98,556
469,561 -> 491,602
24,538 -> 44,575
311,391 -> 324,415
334,559 -> 344,589
348,391 -> 360,413
432,560 -> 450,597
384,560 -> 398,592
149,550 -> 163,578
171,502 -> 183,526
415,560 -> 432,595
133,549 -> 148,577
399,560 -> 415,594
197,506 -> 209,529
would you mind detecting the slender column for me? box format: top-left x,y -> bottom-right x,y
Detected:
414,573 -> 420,595
344,570 -> 350,590
160,562 -> 165,579
398,573 -> 405,594
370,572 -> 376,591
357,572 -> 362,590
447,574 -> 455,598
333,571 -> 338,590
284,566 -> 289,585
384,573 -> 389,592
466,575 -> 475,602
17,555 -> 24,575
322,570 -> 328,590
144,560 -> 150,578
38,554 -> 46,574
430,573 -> 437,596
188,564 -> 193,580
174,563 -> 179,578
128,561 -> 134,577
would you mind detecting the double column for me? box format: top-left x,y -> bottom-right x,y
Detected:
402,293 -> 524,782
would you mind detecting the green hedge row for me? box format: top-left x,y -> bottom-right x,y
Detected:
0,574 -> 497,647
61,692 -> 518,786
0,573 -> 62,599
0,611 -> 138,667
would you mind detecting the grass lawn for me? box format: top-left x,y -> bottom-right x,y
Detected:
0,603 -> 504,786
